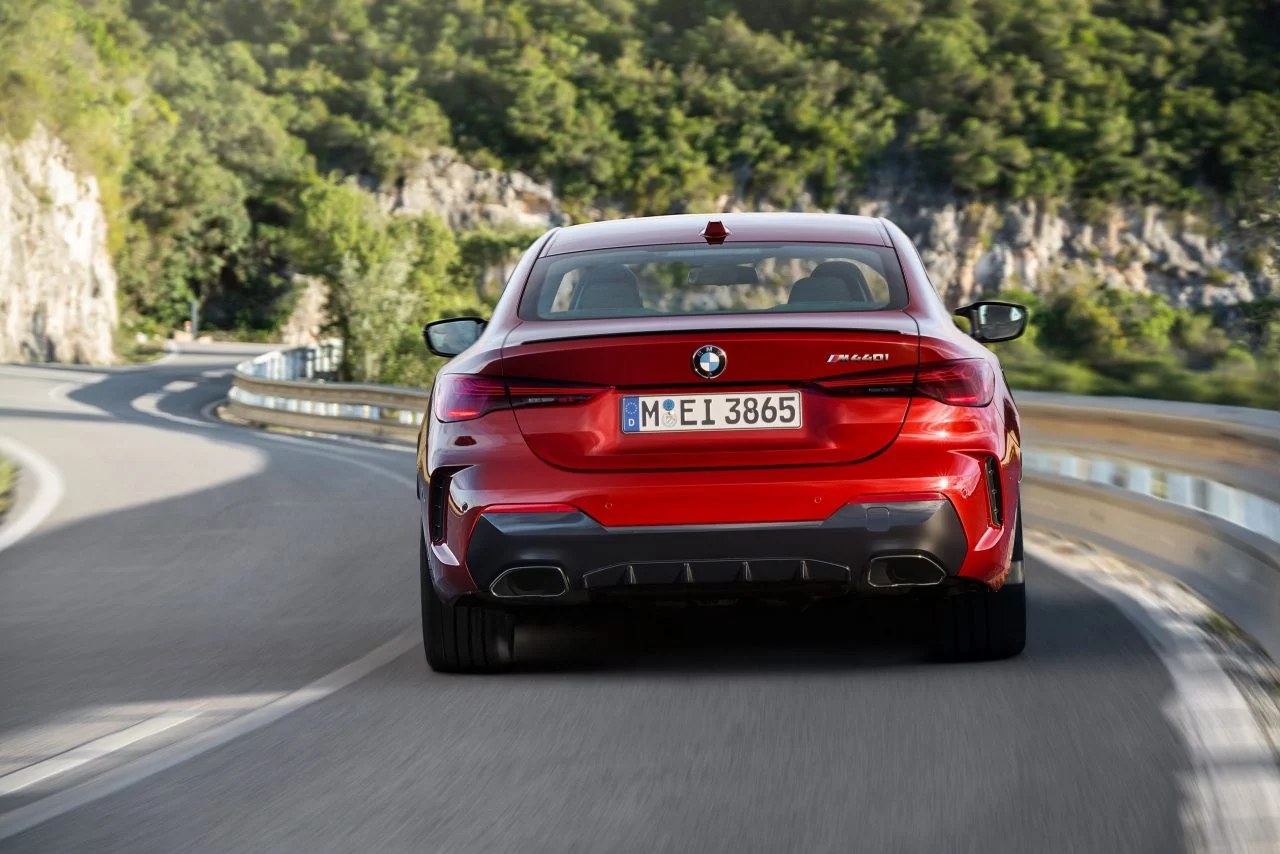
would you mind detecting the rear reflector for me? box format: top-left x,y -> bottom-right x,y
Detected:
479,503 -> 579,515
427,468 -> 460,543
434,375 -> 607,423
983,456 -> 1004,526
814,359 -> 994,407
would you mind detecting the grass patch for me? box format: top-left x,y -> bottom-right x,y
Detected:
0,456 -> 15,520
200,328 -> 279,344
116,340 -> 168,364
114,327 -> 169,364
1200,612 -> 1247,642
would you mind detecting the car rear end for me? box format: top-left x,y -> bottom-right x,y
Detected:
418,214 -> 1025,671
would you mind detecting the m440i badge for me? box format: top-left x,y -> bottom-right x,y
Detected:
827,353 -> 890,363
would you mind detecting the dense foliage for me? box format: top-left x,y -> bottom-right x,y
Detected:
989,280 -> 1280,408
2,0 -> 1278,398
115,0 -> 1280,211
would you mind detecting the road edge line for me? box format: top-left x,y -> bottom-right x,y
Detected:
0,629 -> 419,842
1027,539 -> 1280,853
0,435 -> 65,556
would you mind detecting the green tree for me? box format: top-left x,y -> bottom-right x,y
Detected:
292,176 -> 457,380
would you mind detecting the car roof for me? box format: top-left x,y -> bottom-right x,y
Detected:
540,212 -> 891,256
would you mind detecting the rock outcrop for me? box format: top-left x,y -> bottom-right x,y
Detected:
364,149 -> 567,232
350,150 -> 1275,315
852,194 -> 1269,309
0,126 -> 118,364
278,275 -> 329,347
731,185 -> 1274,309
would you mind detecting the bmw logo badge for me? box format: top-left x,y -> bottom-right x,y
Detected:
692,345 -> 726,379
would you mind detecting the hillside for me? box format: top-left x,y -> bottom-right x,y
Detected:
1,0 -> 1278,402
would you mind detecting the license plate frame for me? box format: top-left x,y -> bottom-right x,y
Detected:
620,391 -> 803,434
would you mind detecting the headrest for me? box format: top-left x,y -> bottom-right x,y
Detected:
574,264 -> 643,311
811,261 -> 873,302
788,275 -> 851,304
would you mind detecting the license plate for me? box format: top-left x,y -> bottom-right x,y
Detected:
620,391 -> 803,433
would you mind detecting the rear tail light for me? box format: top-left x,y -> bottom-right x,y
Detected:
434,376 -> 507,422
813,366 -> 917,396
814,359 -> 994,407
433,375 -> 608,423
506,380 -> 608,410
914,359 -> 994,407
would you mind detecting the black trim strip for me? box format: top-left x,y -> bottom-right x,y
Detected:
511,325 -> 914,347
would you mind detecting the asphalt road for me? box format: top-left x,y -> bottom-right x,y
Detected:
0,346 -> 1192,853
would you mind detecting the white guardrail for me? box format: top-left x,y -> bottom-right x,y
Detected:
226,343 -> 1280,658
228,343 -> 428,441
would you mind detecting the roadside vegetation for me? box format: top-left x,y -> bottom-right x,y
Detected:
112,328 -> 169,364
1,0 -> 1277,404
0,456 -> 15,521
992,282 -> 1280,409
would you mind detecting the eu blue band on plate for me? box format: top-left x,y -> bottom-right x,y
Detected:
621,396 -> 640,433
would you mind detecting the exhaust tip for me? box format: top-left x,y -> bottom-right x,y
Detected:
867,554 -> 947,588
490,566 -> 569,599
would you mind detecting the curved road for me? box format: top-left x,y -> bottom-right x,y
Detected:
0,346 -> 1194,852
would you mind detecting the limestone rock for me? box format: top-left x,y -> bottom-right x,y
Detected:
365,149 -> 566,231
826,183 -> 1274,308
0,126 -> 117,364
279,275 -> 330,347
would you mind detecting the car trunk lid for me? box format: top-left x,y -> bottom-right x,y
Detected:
499,314 -> 919,472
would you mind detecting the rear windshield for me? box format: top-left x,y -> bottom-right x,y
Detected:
517,243 -> 908,321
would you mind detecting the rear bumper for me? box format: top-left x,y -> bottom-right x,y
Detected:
436,498 -> 973,605
422,396 -> 1021,600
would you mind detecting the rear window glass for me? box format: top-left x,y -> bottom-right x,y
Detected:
518,243 -> 908,321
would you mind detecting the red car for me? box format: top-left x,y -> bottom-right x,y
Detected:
416,213 -> 1028,672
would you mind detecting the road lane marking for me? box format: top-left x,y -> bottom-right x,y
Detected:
0,353 -> 421,838
0,694 -> 290,776
1028,536 -> 1280,854
46,382 -> 79,405
0,435 -> 65,556
134,392 -> 414,487
0,710 -> 203,796
0,629 -> 419,841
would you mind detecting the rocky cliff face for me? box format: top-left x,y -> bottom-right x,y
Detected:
711,182 -> 1274,308
364,149 -> 567,232
839,188 -> 1272,309
0,126 -> 117,364
338,151 -> 1275,322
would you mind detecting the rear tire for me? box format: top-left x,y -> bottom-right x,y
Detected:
421,534 -> 514,673
936,583 -> 1026,662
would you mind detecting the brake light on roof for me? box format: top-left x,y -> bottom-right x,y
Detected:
814,359 -> 994,407
700,219 -> 730,245
434,375 -> 608,423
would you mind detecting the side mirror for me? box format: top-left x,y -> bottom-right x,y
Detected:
423,317 -> 487,358
955,301 -> 1028,343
